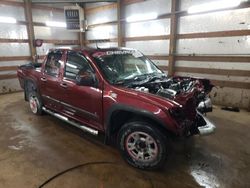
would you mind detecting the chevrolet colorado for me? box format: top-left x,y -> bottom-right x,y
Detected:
17,47 -> 215,169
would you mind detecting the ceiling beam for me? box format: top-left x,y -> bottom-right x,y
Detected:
31,0 -> 116,3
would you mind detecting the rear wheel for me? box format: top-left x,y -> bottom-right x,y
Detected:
28,92 -> 43,115
117,121 -> 167,170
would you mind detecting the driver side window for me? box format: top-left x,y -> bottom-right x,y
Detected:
45,52 -> 62,77
65,52 -> 93,80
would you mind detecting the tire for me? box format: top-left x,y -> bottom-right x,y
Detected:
28,91 -> 43,115
117,121 -> 167,170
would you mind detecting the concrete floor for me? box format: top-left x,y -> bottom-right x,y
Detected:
0,92 -> 250,188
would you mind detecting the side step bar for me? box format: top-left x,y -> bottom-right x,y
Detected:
42,107 -> 98,136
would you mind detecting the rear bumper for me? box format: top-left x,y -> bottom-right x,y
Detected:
197,112 -> 216,136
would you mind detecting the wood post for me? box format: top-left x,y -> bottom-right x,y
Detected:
24,0 -> 36,62
117,0 -> 124,47
168,0 -> 179,76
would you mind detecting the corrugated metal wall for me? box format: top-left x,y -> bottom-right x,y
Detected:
0,1 -> 78,93
85,0 -> 250,109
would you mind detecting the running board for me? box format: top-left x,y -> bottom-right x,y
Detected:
42,107 -> 98,136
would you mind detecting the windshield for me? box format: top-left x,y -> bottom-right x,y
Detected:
92,50 -> 162,84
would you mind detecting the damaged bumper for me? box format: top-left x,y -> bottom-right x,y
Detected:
197,112 -> 216,136
197,97 -> 213,113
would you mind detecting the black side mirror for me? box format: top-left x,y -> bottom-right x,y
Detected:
76,70 -> 97,87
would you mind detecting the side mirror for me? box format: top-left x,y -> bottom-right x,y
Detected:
76,70 -> 97,87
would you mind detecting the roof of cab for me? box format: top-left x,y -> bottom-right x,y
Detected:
49,46 -> 136,53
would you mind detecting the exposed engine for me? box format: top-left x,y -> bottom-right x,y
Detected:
131,76 -> 214,114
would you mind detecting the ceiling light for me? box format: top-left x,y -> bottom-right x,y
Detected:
126,12 -> 158,23
46,21 -> 66,28
0,16 -> 16,24
188,0 -> 241,14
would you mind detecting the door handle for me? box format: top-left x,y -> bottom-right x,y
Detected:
60,83 -> 68,88
41,77 -> 47,82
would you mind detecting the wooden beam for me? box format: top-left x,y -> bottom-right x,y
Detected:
85,3 -> 117,15
24,0 -> 36,62
42,39 -> 79,45
176,55 -> 250,62
0,1 -> 24,7
117,0 -> 125,47
0,66 -> 19,71
147,55 -> 250,63
0,1 -> 64,12
124,35 -> 170,42
85,0 -> 145,15
0,38 -> 29,43
211,80 -> 250,89
84,38 -> 118,44
147,55 -> 169,60
124,0 -> 145,5
31,4 -> 64,13
0,74 -> 17,80
168,0 -> 178,76
175,67 -> 250,77
178,30 -> 250,39
0,56 -> 31,62
88,21 -> 118,29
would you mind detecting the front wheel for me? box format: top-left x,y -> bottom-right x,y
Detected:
117,121 -> 167,170
28,92 -> 43,115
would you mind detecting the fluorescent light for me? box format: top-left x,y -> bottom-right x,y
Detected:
46,21 -> 66,28
0,16 -> 16,24
188,0 -> 241,14
126,12 -> 158,23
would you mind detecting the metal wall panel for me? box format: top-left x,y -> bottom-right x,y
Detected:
32,9 -> 65,23
176,61 -> 250,70
86,25 -> 117,40
0,24 -> 28,39
87,42 -> 118,48
0,79 -> 21,93
0,43 -> 30,56
125,19 -> 170,37
153,60 -> 169,67
85,2 -> 111,8
87,8 -> 117,25
211,87 -> 250,109
0,61 -> 29,67
34,26 -> 78,40
125,40 -> 169,56
177,36 -> 250,55
0,4 -> 25,21
179,8 -> 250,33
125,0 -> 171,16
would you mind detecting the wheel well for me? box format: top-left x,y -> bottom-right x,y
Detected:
108,110 -> 172,142
24,80 -> 37,101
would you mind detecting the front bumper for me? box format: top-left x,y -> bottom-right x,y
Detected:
196,112 -> 216,136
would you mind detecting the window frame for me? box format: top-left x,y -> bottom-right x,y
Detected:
44,51 -> 62,78
64,51 -> 95,81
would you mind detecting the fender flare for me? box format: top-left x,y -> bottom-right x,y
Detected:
105,104 -> 169,140
24,78 -> 40,101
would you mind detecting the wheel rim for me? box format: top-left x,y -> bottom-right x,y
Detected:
125,131 -> 159,162
29,95 -> 38,114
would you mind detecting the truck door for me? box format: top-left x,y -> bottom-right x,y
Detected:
40,51 -> 66,112
60,51 -> 103,131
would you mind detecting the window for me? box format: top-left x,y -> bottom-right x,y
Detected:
65,52 -> 93,80
45,52 -> 62,77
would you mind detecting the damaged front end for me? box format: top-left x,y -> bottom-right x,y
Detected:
129,75 -> 216,136
131,76 -> 214,114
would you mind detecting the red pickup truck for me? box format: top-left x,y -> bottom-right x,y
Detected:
17,47 -> 215,169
